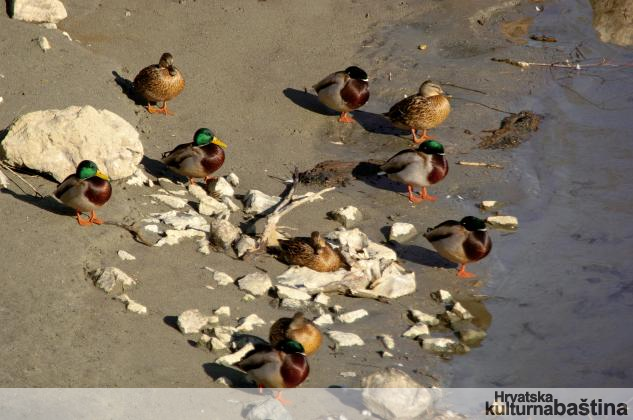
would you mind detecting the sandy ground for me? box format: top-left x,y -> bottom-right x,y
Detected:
0,0 -> 556,387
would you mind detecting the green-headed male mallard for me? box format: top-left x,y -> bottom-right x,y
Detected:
313,66 -> 370,123
424,216 -> 492,278
235,339 -> 309,404
384,80 -> 451,143
269,312 -> 322,356
278,231 -> 349,272
380,140 -> 448,203
133,52 -> 185,115
161,128 -> 227,184
54,160 -> 112,226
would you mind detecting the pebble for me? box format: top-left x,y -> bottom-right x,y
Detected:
151,194 -> 188,209
210,337 -> 228,351
116,294 -> 147,315
236,314 -> 266,332
409,309 -> 440,326
237,272 -> 272,296
313,293 -> 330,306
431,289 -> 454,304
37,36 -> 51,52
377,334 -> 395,350
197,238 -> 212,255
327,205 -> 363,228
276,285 -> 312,301
126,168 -> 151,187
117,250 -> 136,261
451,302 -> 474,320
402,324 -> 430,339
339,371 -> 357,377
155,229 -> 206,247
226,172 -> 239,187
313,314 -> 334,326
213,306 -> 231,317
280,298 -> 304,311
215,343 -> 254,366
93,267 -> 136,294
421,337 -> 468,354
242,294 -> 256,302
234,235 -> 257,258
177,309 -> 212,334
214,377 -> 231,387
198,196 -> 229,217
327,331 -> 365,347
337,309 -> 369,324
204,268 -> 234,286
381,351 -> 394,358
486,215 -> 518,229
388,222 -> 418,242
206,177 -> 234,198
187,183 -> 208,201
480,200 -> 497,210
211,326 -> 236,344
244,398 -> 292,420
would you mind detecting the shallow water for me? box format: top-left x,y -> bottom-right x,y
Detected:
447,0 -> 633,387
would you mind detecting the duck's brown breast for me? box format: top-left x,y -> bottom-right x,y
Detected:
341,79 -> 369,110
428,154 -> 449,184
85,177 -> 112,207
201,144 -> 225,174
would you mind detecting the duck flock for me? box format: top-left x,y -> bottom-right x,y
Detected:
52,52 -> 493,396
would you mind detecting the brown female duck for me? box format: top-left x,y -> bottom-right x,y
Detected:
133,52 -> 185,115
278,231 -> 348,272
161,128 -> 227,184
424,216 -> 492,278
384,80 -> 451,143
313,66 -> 369,123
269,312 -> 322,356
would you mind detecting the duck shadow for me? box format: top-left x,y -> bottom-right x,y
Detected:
355,171 -> 409,195
2,188 -> 75,217
112,70 -> 144,106
5,0 -> 13,17
202,363 -> 257,389
395,243 -> 456,269
282,88 -> 401,136
140,155 -> 187,184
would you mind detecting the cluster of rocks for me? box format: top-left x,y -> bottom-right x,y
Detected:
91,267 -> 147,315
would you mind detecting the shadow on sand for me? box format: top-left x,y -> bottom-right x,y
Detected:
112,70 -> 145,106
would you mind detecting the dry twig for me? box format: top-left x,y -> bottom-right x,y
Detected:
0,162 -> 44,198
457,161 -> 504,169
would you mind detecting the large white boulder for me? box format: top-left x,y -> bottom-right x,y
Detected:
1,106 -> 143,182
12,0 -> 67,23
362,368 -> 432,420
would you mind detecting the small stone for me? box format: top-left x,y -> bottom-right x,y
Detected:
313,314 -> 334,326
40,22 -> 56,29
116,294 -> 147,315
377,334 -> 395,350
331,304 -> 344,314
418,43 -> 428,50
211,337 -> 228,351
211,326 -> 236,344
198,196 -> 229,217
242,294 -> 256,302
124,10 -> 132,17
276,285 -> 312,301
37,36 -> 51,52
242,190 -> 281,215
13,0 -> 68,23
204,268 -> 234,286
151,194 -> 188,209
480,200 -> 497,210
222,196 -> 240,212
206,177 -> 234,198
338,309 -> 369,324
486,215 -> 518,229
402,324 -> 430,339
237,272 -> 272,296
280,298 -> 304,311
214,377 -> 231,387
177,309 -> 211,334
409,309 -> 440,326
421,337 -> 468,354
340,371 -> 357,378
313,293 -> 330,306
214,306 -> 231,317
388,222 -> 418,242
226,172 -> 239,187
197,334 -> 212,349
155,229 -> 206,247
455,323 -> 487,346
244,398 -> 292,420
234,235 -> 257,258
117,250 -> 136,261
215,343 -> 255,366
431,289 -> 454,304
362,410 -> 372,417
209,219 -> 241,250
144,224 -> 160,233
93,267 -> 136,294
327,205 -> 363,228
197,238 -> 212,255
361,368 -> 432,420
381,351 -> 394,358
236,314 -> 266,332
451,302 -> 474,320
0,168 -> 9,188
370,262 -> 416,299
327,331 -> 365,347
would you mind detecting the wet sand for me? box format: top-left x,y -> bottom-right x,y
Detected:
0,0 -> 572,388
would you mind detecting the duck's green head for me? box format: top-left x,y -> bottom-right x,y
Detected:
345,66 -> 369,82
461,216 -> 487,232
418,140 -> 445,156
76,160 -> 109,181
193,128 -> 227,149
278,339 -> 305,354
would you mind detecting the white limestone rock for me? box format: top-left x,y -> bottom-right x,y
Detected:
221,196 -> 240,212
409,309 -> 440,326
480,200 -> 497,210
155,229 -> 206,247
116,294 -> 147,315
337,309 -> 369,324
211,326 -> 237,344
204,268 -> 234,286
327,331 -> 365,347
206,177 -> 234,198
198,196 -> 229,217
314,314 -> 334,326
226,172 -> 239,187
328,205 -> 363,228
486,215 -> 518,229
178,309 -> 211,334
37,36 -> 51,52
369,263 -> 416,299
402,323 -> 430,339
155,210 -> 209,232
377,334 -> 395,350
361,368 -> 432,420
213,306 -> 231,317
237,273 -> 272,296
276,285 -> 312,301
0,106 -> 142,182
280,298 -> 304,311
93,267 -> 136,294
388,222 -> 418,243
187,183 -> 208,201
117,250 -> 136,261
244,398 -> 292,420
234,235 -> 257,258
431,289 -> 454,304
151,194 -> 188,209
215,343 -> 255,366
313,293 -> 330,306
451,302 -> 474,320
421,337 -> 468,354
209,219 -> 241,250
242,190 -> 281,215
126,168 -> 152,187
12,0 -> 68,23
236,314 -> 266,332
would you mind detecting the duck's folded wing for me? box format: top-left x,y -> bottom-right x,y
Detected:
236,347 -> 278,371
161,143 -> 194,164
54,174 -> 79,199
313,72 -> 342,93
424,220 -> 461,242
380,150 -> 418,173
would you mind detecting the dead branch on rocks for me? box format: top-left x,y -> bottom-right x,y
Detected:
0,162 -> 44,198
492,57 -> 633,70
103,221 -> 156,247
245,168 -> 335,258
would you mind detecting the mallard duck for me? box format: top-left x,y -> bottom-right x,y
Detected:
54,160 -> 112,226
384,80 -> 451,143
313,66 -> 370,123
161,128 -> 227,184
236,339 -> 309,403
133,52 -> 185,115
269,312 -> 322,356
424,216 -> 492,278
380,140 -> 448,203
278,231 -> 349,272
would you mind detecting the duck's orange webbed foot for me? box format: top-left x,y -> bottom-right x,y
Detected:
457,264 -> 476,279
76,211 -> 92,226
89,210 -> 104,225
412,129 -> 434,144
407,185 -> 424,204
419,187 -> 437,202
204,175 -> 218,183
147,102 -> 174,116
338,111 -> 355,123
273,391 -> 292,406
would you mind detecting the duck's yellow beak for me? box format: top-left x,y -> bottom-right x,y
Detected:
96,170 -> 110,181
212,137 -> 227,149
